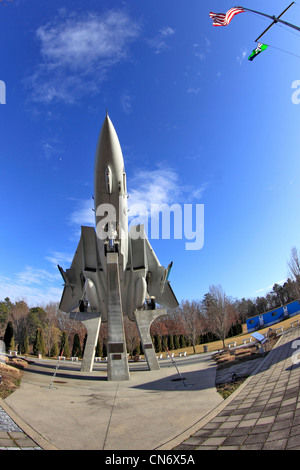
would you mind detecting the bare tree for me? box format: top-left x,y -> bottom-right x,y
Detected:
124,317 -> 140,357
56,307 -> 74,332
150,317 -> 169,338
44,302 -> 61,356
9,299 -> 29,349
204,285 -> 238,348
178,300 -> 205,353
287,247 -> 300,297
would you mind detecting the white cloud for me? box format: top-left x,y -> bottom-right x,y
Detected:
159,26 -> 175,37
192,35 -> 212,61
68,198 -> 95,226
67,166 -> 207,236
67,169 -> 181,224
127,166 -> 207,217
148,26 -> 175,54
45,251 -> 74,267
27,9 -> 141,103
237,48 -> 248,66
194,52 -> 206,61
0,267 -> 63,307
15,266 -> 60,286
37,10 -> 139,68
40,138 -> 63,161
186,87 -> 201,95
0,253 -> 82,306
191,183 -> 208,199
254,279 -> 287,295
120,91 -> 133,114
128,167 -> 180,216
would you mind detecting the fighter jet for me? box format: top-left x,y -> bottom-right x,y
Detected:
58,113 -> 178,329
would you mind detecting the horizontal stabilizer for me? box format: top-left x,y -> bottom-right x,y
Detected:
157,281 -> 178,310
143,232 -> 179,310
57,235 -> 85,312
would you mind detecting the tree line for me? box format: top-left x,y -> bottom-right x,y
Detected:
1,247 -> 299,357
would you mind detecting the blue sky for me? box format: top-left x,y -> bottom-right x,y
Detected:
1,0 -> 300,307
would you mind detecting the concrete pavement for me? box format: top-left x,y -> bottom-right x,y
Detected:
2,351 -> 222,450
167,327 -> 300,450
1,326 -> 299,450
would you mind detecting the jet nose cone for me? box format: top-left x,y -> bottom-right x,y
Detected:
94,113 -> 127,202
95,114 -> 124,173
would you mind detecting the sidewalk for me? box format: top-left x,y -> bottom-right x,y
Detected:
0,405 -> 43,450
1,327 -> 299,450
2,351 -> 222,450
168,327 -> 300,450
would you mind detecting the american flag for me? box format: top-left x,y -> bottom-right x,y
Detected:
209,7 -> 244,26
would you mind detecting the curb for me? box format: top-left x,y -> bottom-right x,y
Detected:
156,333 -> 285,450
0,398 -> 58,450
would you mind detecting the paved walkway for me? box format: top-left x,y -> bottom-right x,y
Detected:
0,327 -> 299,450
171,327 -> 300,450
1,351 -> 221,450
0,406 -> 42,450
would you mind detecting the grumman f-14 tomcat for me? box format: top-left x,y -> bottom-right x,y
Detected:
58,113 -> 178,379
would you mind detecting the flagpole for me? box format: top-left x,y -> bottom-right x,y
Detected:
254,2 -> 296,42
237,3 -> 300,38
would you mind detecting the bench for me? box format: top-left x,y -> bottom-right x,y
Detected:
9,350 -> 18,356
243,338 -> 252,344
291,320 -> 299,328
94,357 -> 102,362
71,357 -> 78,362
179,352 -> 187,357
275,327 -> 284,333
156,354 -> 163,359
227,342 -> 237,348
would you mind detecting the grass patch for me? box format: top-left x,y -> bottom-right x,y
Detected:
216,377 -> 248,400
0,357 -> 28,400
214,330 -> 281,399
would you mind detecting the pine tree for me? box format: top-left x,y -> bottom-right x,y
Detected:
162,336 -> 168,352
154,335 -> 161,352
33,328 -> 46,356
60,331 -> 70,357
174,334 -> 180,350
72,333 -> 82,357
168,334 -> 174,351
179,335 -> 186,348
10,336 -> 15,351
4,321 -> 14,351
50,342 -> 59,357
82,333 -> 87,356
20,330 -> 29,355
95,337 -> 102,357
133,342 -> 140,356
